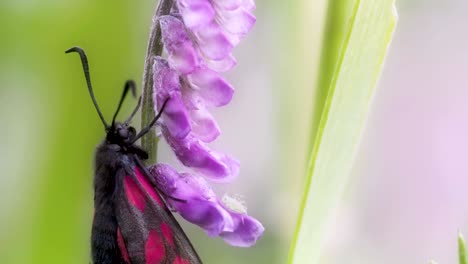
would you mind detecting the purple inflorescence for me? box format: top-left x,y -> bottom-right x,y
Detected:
149,164 -> 264,247
151,0 -> 263,247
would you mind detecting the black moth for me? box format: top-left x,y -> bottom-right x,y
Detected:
66,47 -> 202,264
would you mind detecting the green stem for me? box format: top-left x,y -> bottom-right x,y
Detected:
141,0 -> 173,165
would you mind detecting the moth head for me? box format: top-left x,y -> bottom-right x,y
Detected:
106,122 -> 137,144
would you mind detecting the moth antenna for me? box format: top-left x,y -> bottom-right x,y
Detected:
124,96 -> 142,125
112,80 -> 137,126
131,97 -> 170,143
65,46 -> 109,130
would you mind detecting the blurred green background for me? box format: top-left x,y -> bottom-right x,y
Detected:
3,0 -> 468,264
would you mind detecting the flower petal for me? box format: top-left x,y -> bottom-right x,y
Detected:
220,214 -> 265,247
167,42 -> 199,74
193,21 -> 234,60
204,54 -> 237,72
162,127 -> 239,182
242,0 -> 256,11
161,95 -> 192,139
216,8 -> 256,37
185,67 -> 234,108
160,15 -> 199,74
150,164 -> 215,199
153,57 -> 191,139
189,108 -> 221,143
177,198 -> 232,236
212,0 -> 243,11
160,15 -> 191,46
178,0 -> 215,29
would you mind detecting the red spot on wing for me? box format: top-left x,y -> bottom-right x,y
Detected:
134,167 -> 164,206
117,228 -> 130,263
173,256 -> 190,264
145,230 -> 166,264
124,175 -> 146,212
160,222 -> 175,247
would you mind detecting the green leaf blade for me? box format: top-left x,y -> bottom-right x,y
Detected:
288,1 -> 397,264
459,232 -> 467,264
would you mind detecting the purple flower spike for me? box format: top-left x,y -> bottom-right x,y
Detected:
149,164 -> 264,246
162,127 -> 239,182
153,57 -> 191,139
151,0 -> 262,247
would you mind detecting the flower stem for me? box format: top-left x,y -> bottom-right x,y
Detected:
141,0 -> 173,165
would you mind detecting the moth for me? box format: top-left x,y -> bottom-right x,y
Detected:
66,47 -> 202,264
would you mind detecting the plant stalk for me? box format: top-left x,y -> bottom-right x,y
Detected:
141,0 -> 173,165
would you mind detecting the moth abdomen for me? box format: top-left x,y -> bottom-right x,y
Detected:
91,205 -> 122,264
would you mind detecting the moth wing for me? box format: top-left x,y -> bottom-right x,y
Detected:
114,157 -> 202,264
